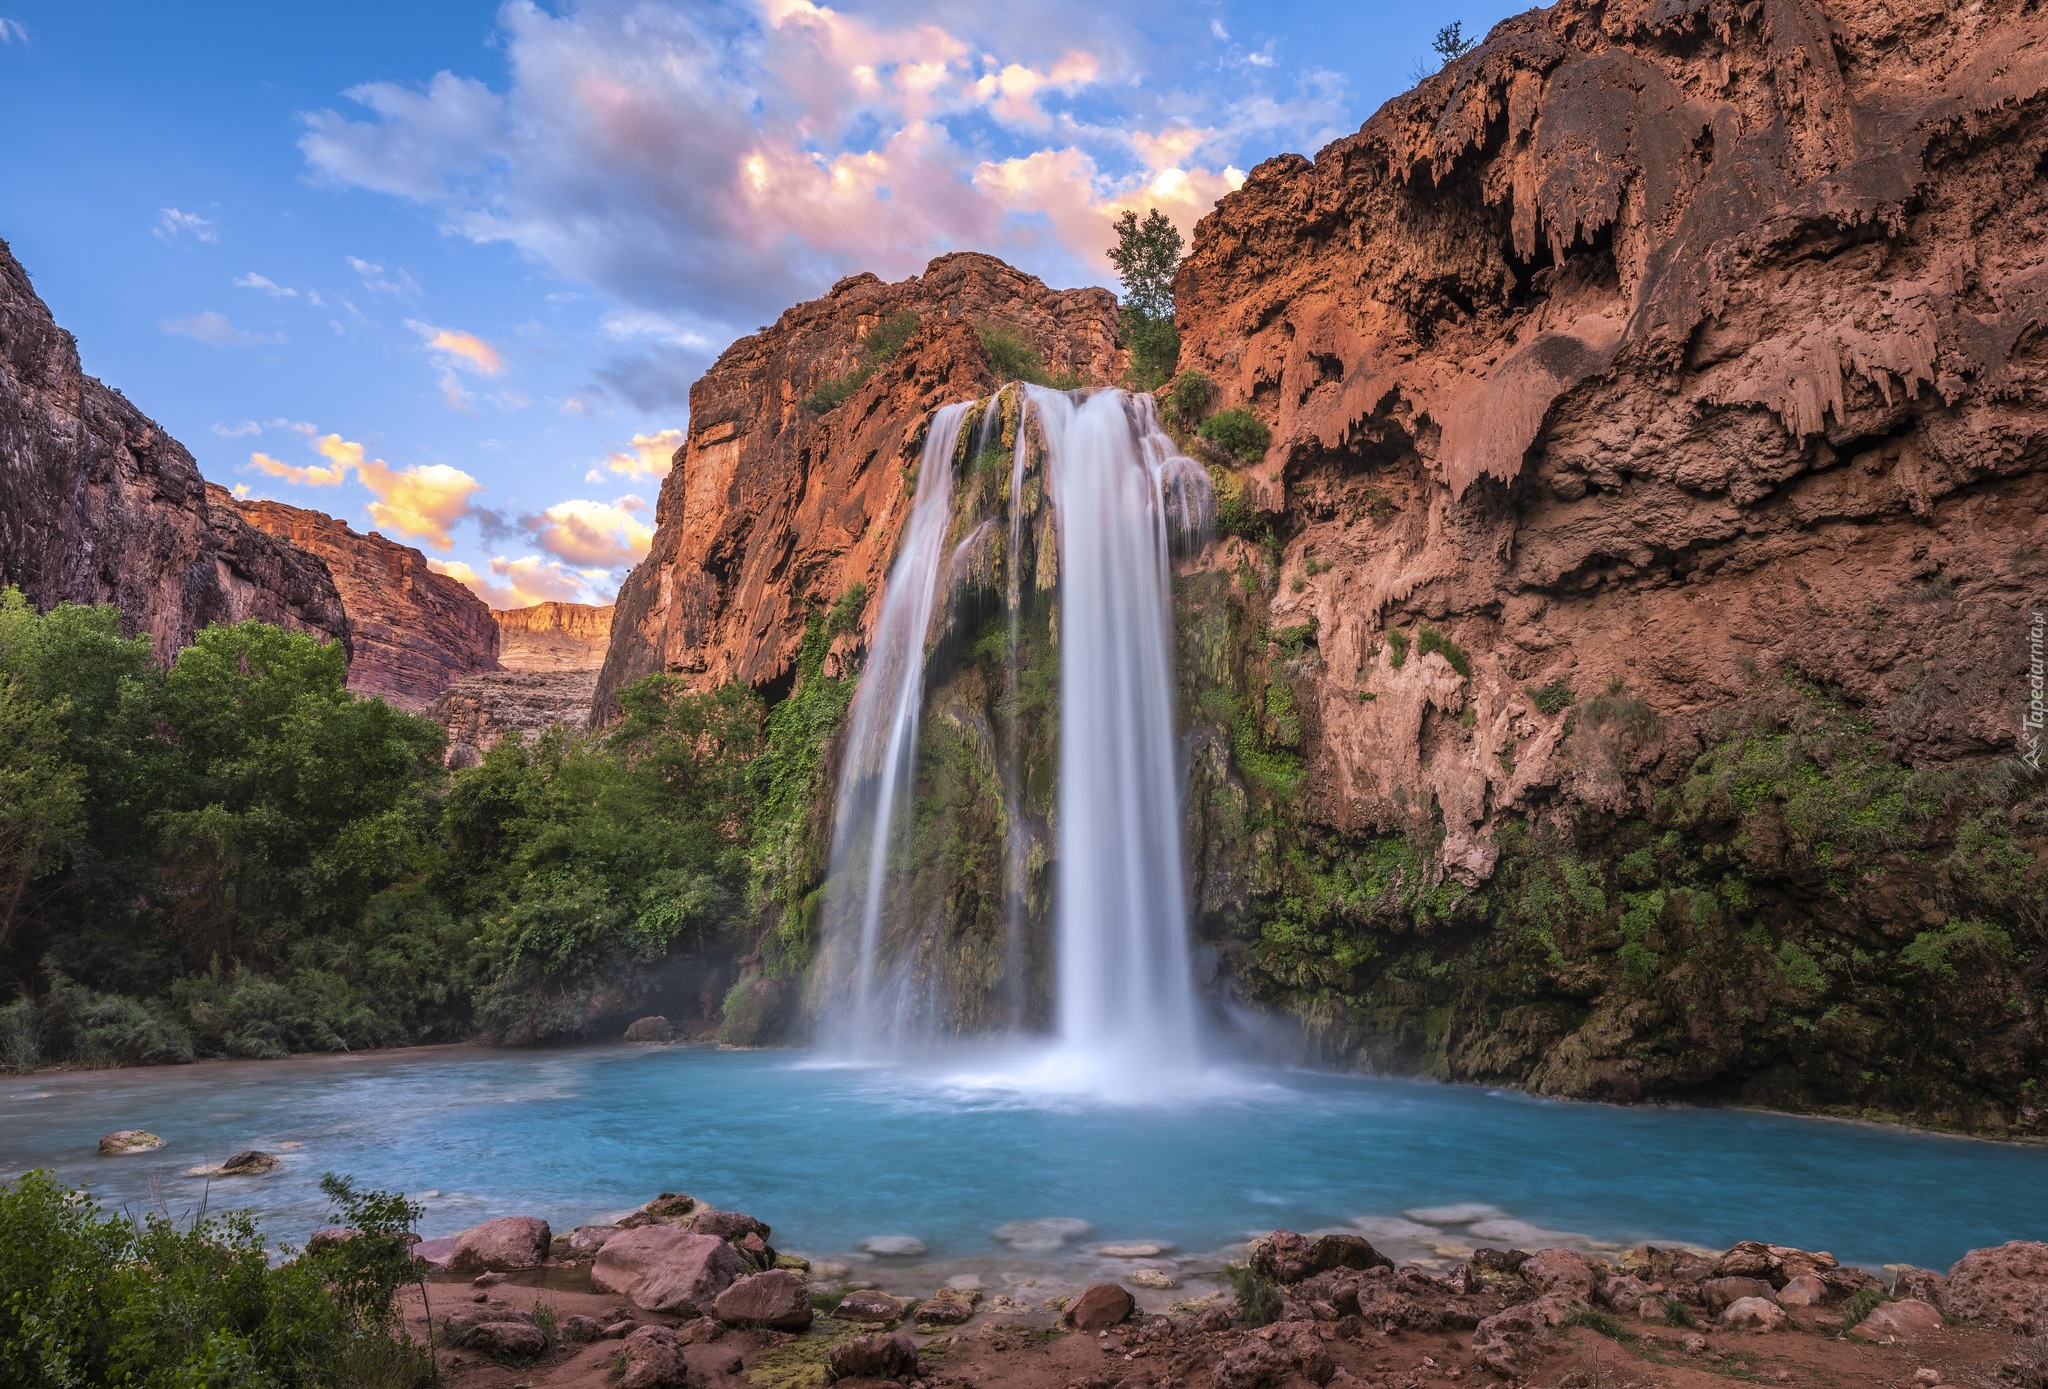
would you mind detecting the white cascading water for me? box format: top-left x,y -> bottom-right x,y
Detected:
823,402 -> 970,1052
825,388 -> 1211,1089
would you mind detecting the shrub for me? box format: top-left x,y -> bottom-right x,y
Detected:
1526,679 -> 1575,715
1414,623 -> 1471,677
802,312 -> 923,411
977,323 -> 1082,389
1385,627 -> 1411,669
1166,368 -> 1213,426
1662,1298 -> 1695,1327
1224,1262 -> 1282,1327
1198,407 -> 1271,461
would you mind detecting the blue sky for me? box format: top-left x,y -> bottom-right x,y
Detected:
0,0 -> 1520,607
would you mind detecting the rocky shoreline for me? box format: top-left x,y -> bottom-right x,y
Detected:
389,1192 -> 2048,1389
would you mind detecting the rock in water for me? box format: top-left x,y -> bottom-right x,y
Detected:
215,1150 -> 280,1176
97,1130 -> 163,1155
834,1289 -> 907,1326
713,1269 -> 813,1329
1129,1269 -> 1179,1290
445,1216 -> 552,1275
620,1325 -> 690,1389
692,1208 -> 771,1242
1062,1283 -> 1135,1331
826,1332 -> 919,1382
858,1234 -> 927,1257
623,1015 -> 674,1044
591,1226 -> 744,1315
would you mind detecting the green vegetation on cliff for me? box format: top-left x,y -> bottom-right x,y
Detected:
1175,558 -> 2048,1133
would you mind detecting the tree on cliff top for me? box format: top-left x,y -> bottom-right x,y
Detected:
1108,207 -> 1182,390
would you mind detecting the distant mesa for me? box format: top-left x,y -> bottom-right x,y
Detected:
494,601 -> 612,672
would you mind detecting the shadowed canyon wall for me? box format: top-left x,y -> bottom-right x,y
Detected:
228,494 -> 500,711
0,240 -> 350,657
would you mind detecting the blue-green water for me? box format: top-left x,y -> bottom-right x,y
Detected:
5,1043 -> 2042,1284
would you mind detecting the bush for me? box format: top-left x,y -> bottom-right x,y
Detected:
1224,1262 -> 1282,1327
1198,407 -> 1270,461
976,323 -> 1082,389
802,311 -> 922,412
1385,627 -> 1411,669
1415,623 -> 1471,677
0,1168 -> 431,1387
1526,679 -> 1575,715
1166,368 -> 1213,426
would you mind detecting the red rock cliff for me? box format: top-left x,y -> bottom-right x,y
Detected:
1173,0 -> 2048,878
496,601 -> 612,672
228,493 -> 500,711
593,251 -> 1121,717
0,240 -> 350,658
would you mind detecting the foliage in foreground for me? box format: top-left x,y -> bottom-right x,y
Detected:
0,1168 -> 430,1388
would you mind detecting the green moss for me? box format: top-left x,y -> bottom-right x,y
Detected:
1526,679 -> 1575,715
1385,627 -> 1410,669
977,322 -> 1082,389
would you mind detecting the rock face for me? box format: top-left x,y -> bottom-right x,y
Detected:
495,601 -> 612,672
0,240 -> 350,659
227,493 -> 499,711
594,251 -> 1121,718
445,1215 -> 551,1275
1172,0 -> 2048,865
1942,1241 -> 2048,1333
430,669 -> 601,766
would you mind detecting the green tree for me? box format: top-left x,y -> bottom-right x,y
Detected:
1108,207 -> 1184,389
1433,22 -> 1477,65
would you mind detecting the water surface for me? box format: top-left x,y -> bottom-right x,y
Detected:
6,1043 -> 2042,1289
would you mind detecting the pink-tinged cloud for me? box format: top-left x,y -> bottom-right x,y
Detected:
294,0 -> 1334,366
358,459 -> 484,550
606,428 -> 683,479
407,319 -> 503,373
432,555 -> 598,608
526,497 -> 653,568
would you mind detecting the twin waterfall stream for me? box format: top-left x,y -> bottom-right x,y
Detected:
815,386 -> 1212,1089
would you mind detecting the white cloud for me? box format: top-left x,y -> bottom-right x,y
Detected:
525,496 -> 653,567
161,311 -> 281,347
0,18 -> 27,43
603,427 -> 684,480
346,255 -> 420,297
295,0 -> 1334,358
234,272 -> 298,298
432,555 -> 603,608
154,208 -> 217,243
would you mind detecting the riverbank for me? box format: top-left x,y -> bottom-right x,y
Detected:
392,1194 -> 2048,1389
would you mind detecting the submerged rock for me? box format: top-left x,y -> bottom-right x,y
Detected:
623,1016 -> 674,1043
97,1130 -> 163,1155
858,1234 -> 928,1257
993,1217 -> 1093,1252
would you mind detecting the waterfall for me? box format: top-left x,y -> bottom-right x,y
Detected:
821,402 -> 970,1053
822,387 -> 1210,1083
1041,388 -> 1209,1071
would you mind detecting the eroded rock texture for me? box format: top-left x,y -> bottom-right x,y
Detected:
496,601 -> 612,672
594,251 -> 1119,717
228,493 -> 499,711
1173,0 -> 2048,877
0,240 -> 349,657
431,670 -> 602,767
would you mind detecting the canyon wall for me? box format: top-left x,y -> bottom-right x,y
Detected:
0,239 -> 350,657
228,493 -> 499,711
594,251 -> 1121,717
495,601 -> 611,672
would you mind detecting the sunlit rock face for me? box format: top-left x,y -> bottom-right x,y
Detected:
496,602 -> 612,673
593,252 -> 1122,719
0,238 -> 350,659
228,493 -> 500,711
1173,0 -> 2048,878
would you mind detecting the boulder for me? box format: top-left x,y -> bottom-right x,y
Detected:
714,1269 -> 813,1329
1521,1249 -> 1602,1301
216,1150 -> 280,1176
617,1193 -> 699,1229
1854,1298 -> 1946,1340
1599,1274 -> 1651,1310
1714,1242 -> 1782,1284
1213,1323 -> 1333,1389
835,1288 -> 908,1325
1894,1268 -> 1948,1303
620,1325 -> 690,1389
914,1296 -> 975,1328
693,1208 -> 771,1242
1701,1277 -> 1777,1313
1721,1297 -> 1788,1331
1471,1304 -> 1554,1377
569,1224 -> 624,1257
467,1321 -> 547,1359
306,1226 -> 357,1254
1941,1241 -> 2048,1333
827,1332 -> 920,1382
591,1226 -> 744,1314
446,1216 -> 552,1275
624,1015 -> 674,1043
98,1130 -> 163,1155
1129,1268 -> 1179,1290
562,1314 -> 604,1343
1063,1282 -> 1136,1330
1777,1274 -> 1828,1307
1306,1234 -> 1393,1276
411,1236 -> 457,1270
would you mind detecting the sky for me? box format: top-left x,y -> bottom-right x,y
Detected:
0,0 -> 1521,609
